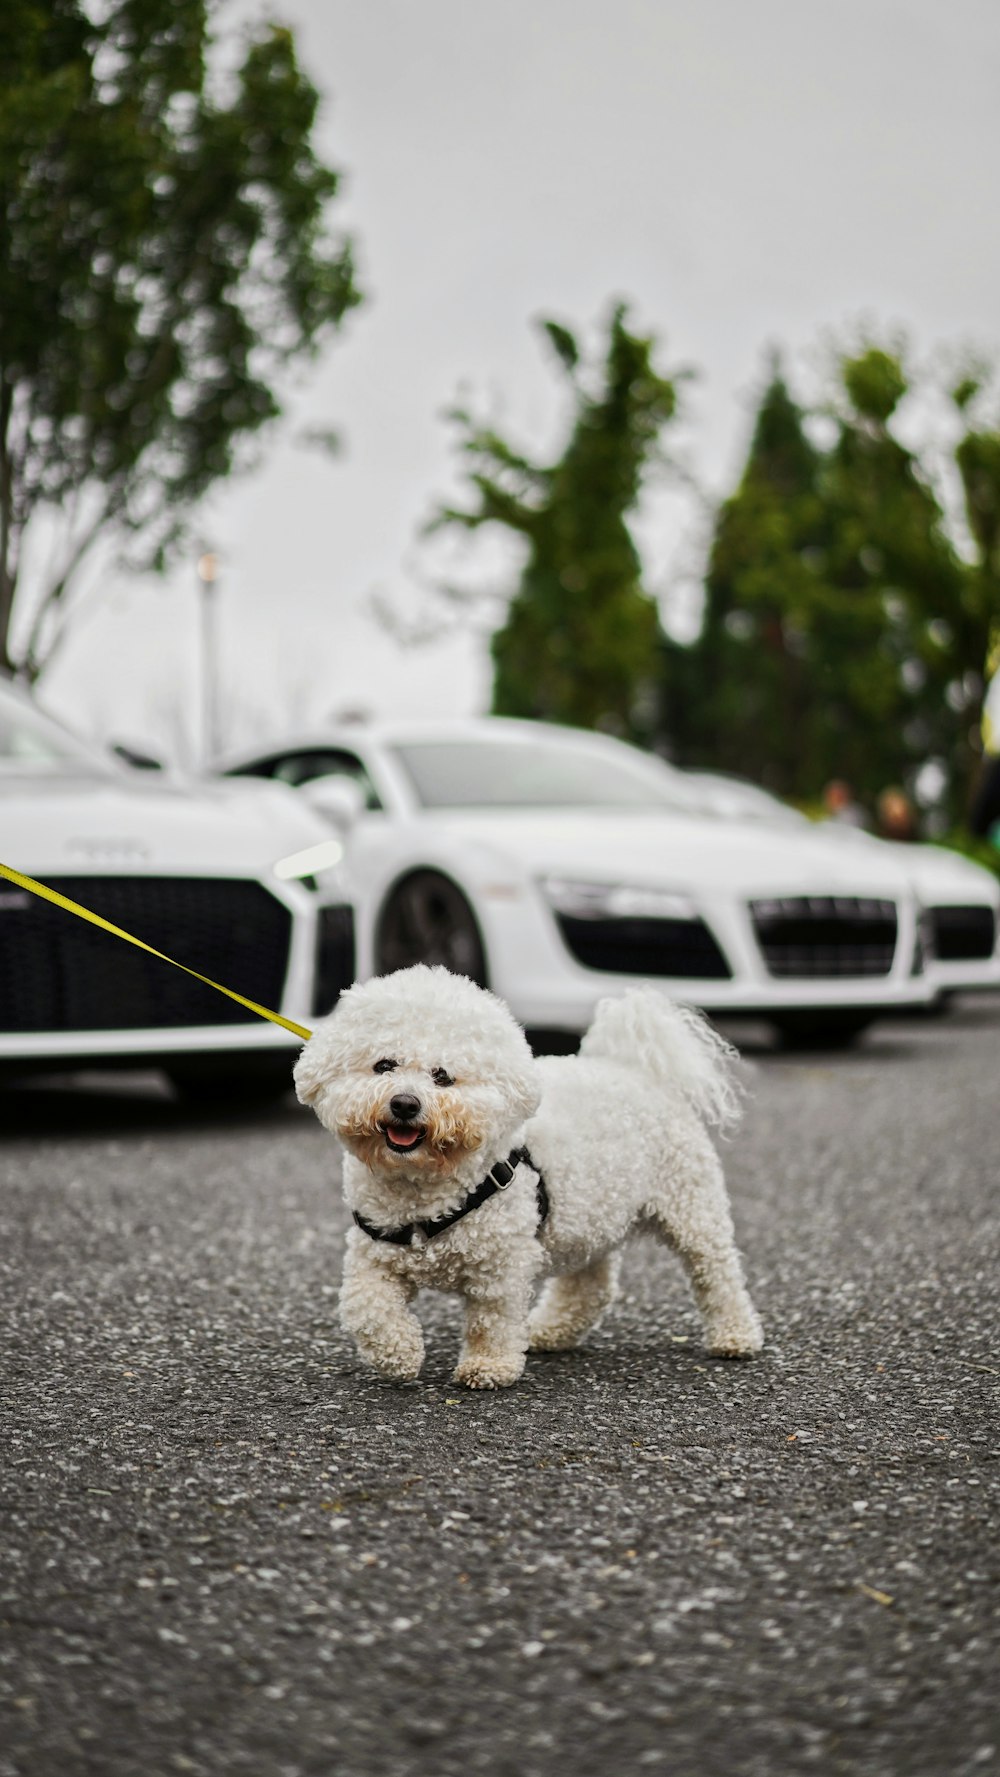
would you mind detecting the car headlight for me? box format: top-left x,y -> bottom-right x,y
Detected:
539,876 -> 697,921
910,902 -> 933,975
273,838 -> 345,882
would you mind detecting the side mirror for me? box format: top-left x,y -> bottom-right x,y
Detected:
299,773 -> 367,830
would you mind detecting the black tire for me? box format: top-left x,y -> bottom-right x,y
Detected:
167,1057 -> 294,1104
375,869 -> 487,985
771,1010 -> 875,1051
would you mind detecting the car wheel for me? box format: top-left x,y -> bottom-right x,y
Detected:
376,869 -> 488,985
772,1010 -> 875,1051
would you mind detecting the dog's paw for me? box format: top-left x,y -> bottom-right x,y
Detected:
357,1329 -> 425,1384
527,1315 -> 581,1352
453,1351 -> 526,1390
705,1309 -> 764,1358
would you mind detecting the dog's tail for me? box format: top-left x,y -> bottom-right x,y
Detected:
579,990 -> 743,1131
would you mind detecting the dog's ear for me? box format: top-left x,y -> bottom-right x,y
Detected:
511,1062 -> 543,1124
293,1038 -> 327,1107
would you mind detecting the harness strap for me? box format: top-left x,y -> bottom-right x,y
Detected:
353,1145 -> 548,1247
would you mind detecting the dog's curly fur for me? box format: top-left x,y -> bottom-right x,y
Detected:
295,965 -> 763,1389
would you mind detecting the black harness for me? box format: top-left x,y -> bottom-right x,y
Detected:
352,1145 -> 549,1248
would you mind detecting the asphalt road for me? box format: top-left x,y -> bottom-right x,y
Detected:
2,1002 -> 998,1777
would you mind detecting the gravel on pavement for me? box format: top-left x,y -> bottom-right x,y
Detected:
1,1002 -> 998,1777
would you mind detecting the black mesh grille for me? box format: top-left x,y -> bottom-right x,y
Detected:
0,876 -> 292,1033
749,896 -> 897,978
554,913 -> 732,979
312,904 -> 356,1016
929,904 -> 996,962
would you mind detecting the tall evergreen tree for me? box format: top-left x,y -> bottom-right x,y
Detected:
663,365 -> 827,790
821,348 -> 965,780
952,373 -> 1000,783
432,304 -> 682,741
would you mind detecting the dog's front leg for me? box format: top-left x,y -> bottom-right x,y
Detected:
453,1260 -> 535,1391
339,1237 -> 424,1382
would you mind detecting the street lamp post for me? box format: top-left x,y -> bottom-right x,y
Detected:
196,551 -> 219,766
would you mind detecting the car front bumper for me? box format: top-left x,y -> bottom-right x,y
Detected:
0,870 -> 353,1065
477,880 -> 935,1033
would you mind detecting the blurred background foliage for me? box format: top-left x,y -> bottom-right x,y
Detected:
0,0 -> 360,680
1,4 -> 997,841
663,346 -> 1000,830
436,314 -> 999,836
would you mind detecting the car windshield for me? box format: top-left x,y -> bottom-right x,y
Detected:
0,693 -> 111,777
390,736 -> 701,812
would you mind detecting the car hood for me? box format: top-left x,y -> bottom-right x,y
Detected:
881,840 -> 999,906
433,808 -> 916,897
820,824 -> 1000,904
0,773 -> 333,875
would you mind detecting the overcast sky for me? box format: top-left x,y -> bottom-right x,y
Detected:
34,0 -> 1000,761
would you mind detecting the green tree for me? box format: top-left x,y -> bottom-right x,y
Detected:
952,371 -> 1000,770
431,304 -> 683,741
0,0 -> 360,679
662,363 -> 831,791
664,342 -> 997,822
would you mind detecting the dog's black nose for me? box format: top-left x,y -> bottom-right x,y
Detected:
389,1093 -> 421,1122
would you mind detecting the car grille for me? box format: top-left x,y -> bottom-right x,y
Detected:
554,913 -> 732,979
0,876 -> 292,1033
928,904 -> 996,962
312,904 -> 356,1016
749,896 -> 898,978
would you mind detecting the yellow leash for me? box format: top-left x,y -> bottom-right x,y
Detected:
0,860 -> 312,1041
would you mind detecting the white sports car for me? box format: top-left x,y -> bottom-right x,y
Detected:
0,683 -> 354,1095
686,771 -> 1000,1001
217,716 -> 937,1046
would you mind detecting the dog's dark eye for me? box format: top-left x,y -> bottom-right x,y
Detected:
373,1058 -> 398,1074
431,1067 -> 454,1087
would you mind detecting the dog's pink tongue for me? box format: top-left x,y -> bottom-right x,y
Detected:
389,1126 -> 422,1147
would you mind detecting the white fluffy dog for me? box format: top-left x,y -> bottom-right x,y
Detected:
294,965 -> 763,1390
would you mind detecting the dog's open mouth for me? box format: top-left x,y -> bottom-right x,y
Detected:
381,1122 -> 427,1154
